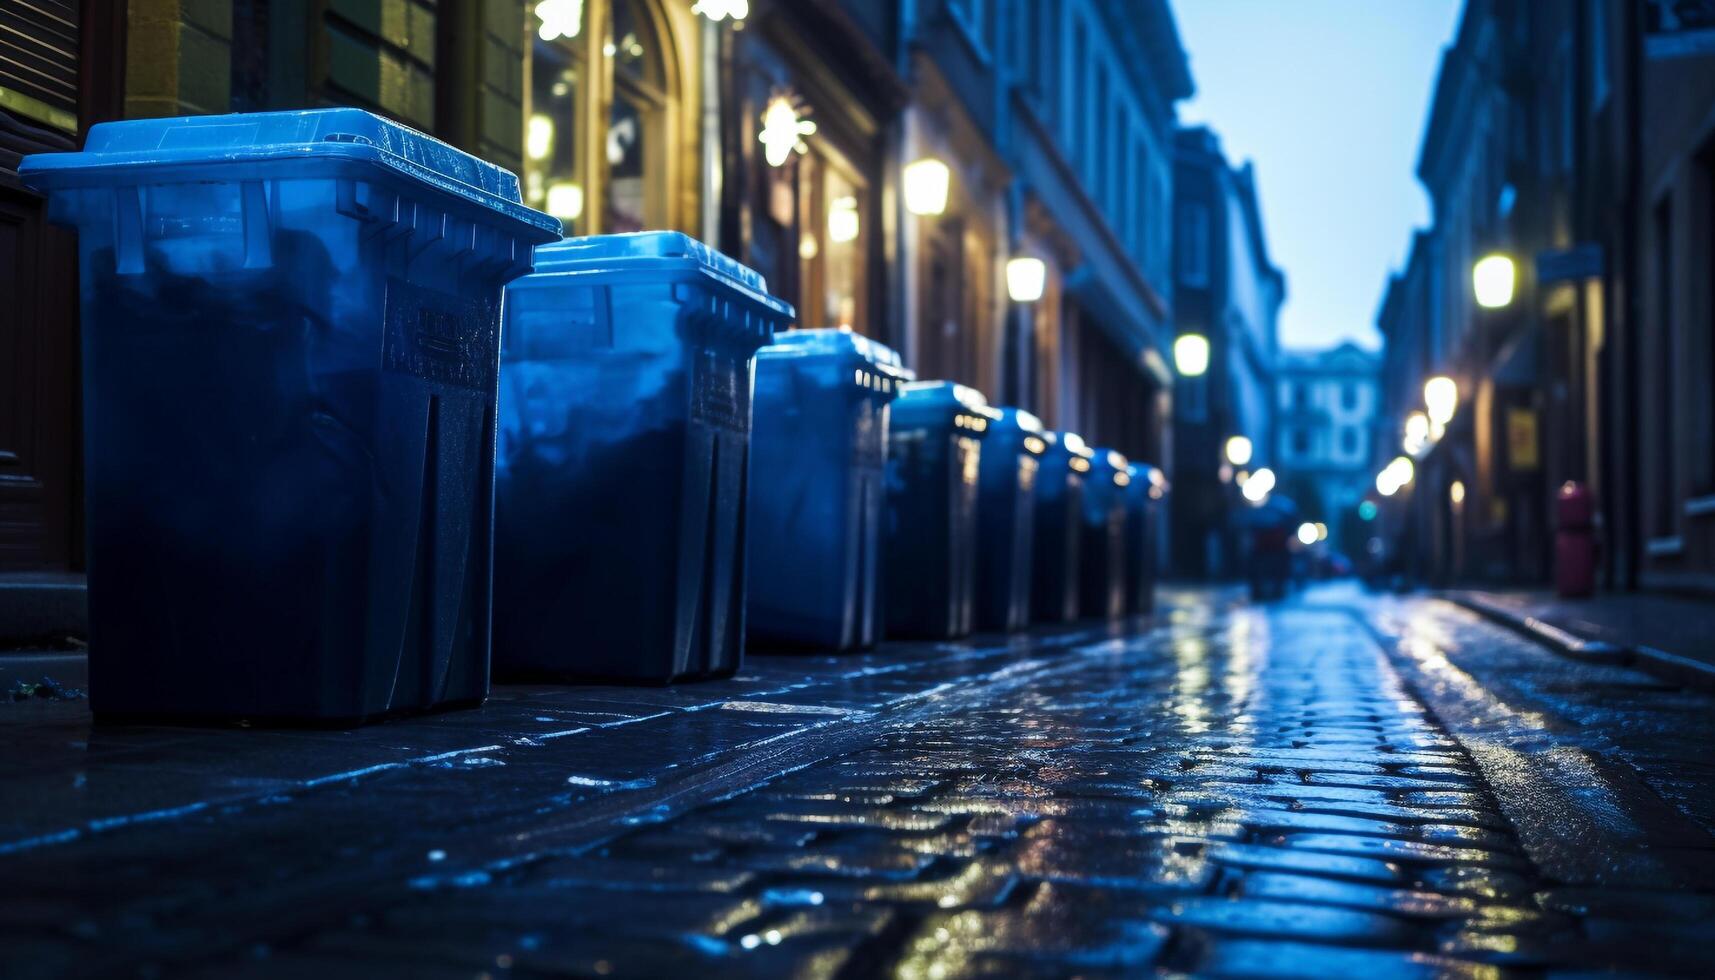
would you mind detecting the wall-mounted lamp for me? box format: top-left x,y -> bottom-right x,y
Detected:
760,95 -> 815,167
1006,257 -> 1047,302
903,158 -> 950,216
1173,334 -> 1210,377
1472,254 -> 1515,309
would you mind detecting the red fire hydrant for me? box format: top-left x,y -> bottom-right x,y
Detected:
1555,481 -> 1596,598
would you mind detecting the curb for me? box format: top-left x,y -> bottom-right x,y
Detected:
1445,593 -> 1715,693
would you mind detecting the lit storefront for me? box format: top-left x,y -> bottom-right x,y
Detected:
523,0 -> 703,237
718,4 -> 905,342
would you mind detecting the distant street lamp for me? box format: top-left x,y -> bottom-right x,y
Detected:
1297,522 -> 1319,546
1005,257 -> 1047,302
1424,376 -> 1458,425
1403,411 -> 1430,455
1174,334 -> 1210,377
903,158 -> 950,216
1242,467 -> 1275,503
1224,435 -> 1253,467
1450,480 -> 1466,505
1472,254 -> 1516,309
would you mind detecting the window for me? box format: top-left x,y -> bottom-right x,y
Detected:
1340,426 -> 1359,456
1341,382 -> 1358,410
1177,203 -> 1210,287
527,7 -> 587,235
524,0 -> 678,237
1291,429 -> 1310,455
796,147 -> 869,332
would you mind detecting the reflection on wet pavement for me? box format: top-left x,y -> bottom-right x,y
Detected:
3,589 -> 1713,976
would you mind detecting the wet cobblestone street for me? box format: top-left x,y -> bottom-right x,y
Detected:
4,587 -> 1714,977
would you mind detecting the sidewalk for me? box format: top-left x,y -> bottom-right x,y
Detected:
1446,588 -> 1715,689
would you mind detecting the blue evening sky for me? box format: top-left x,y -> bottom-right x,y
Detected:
1171,0 -> 1462,351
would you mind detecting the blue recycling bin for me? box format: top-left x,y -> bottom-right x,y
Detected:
1080,448 -> 1132,620
19,109 -> 560,723
975,408 -> 1047,632
1124,464 -> 1168,616
1032,432 -> 1094,623
495,232 -> 792,683
747,329 -> 911,652
884,383 -> 997,639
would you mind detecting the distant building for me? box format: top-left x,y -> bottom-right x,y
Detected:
1169,126 -> 1286,579
1275,344 -> 1381,554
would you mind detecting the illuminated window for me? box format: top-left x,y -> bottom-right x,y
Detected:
796,147 -> 868,331
525,0 -> 678,237
527,10 -> 586,234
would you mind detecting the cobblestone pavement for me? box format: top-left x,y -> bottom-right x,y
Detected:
3,586 -> 1714,977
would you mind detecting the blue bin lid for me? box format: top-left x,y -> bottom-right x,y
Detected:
1044,431 -> 1095,465
987,408 -> 1048,455
762,328 -> 912,379
1089,447 -> 1132,485
1128,463 -> 1169,499
894,381 -> 1000,435
529,232 -> 794,319
19,108 -> 560,240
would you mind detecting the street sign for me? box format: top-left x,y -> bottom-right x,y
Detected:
1645,0 -> 1715,59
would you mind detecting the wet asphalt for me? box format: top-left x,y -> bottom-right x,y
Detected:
2,584 -> 1713,977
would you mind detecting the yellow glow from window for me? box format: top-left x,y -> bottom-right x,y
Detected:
828,196 -> 860,243
545,182 -> 584,221
526,114 -> 554,162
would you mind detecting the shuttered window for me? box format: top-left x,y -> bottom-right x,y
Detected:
0,1 -> 78,133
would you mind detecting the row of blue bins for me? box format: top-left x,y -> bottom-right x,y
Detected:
22,108 -> 1164,725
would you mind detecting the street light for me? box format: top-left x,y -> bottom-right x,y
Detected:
1224,435 -> 1253,467
1174,334 -> 1210,377
1297,522 -> 1319,546
1424,376 -> 1458,425
903,158 -> 950,216
1403,411 -> 1430,455
1472,254 -> 1515,309
1006,257 -> 1047,303
1450,480 -> 1466,505
1242,467 -> 1275,503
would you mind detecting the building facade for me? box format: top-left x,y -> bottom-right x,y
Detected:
0,1 -> 1192,591
1274,344 -> 1380,556
1169,126 -> 1286,579
1377,0 -> 1610,587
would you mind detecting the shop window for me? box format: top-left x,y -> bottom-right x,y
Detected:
525,0 -> 676,237
527,9 -> 587,235
794,149 -> 868,331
